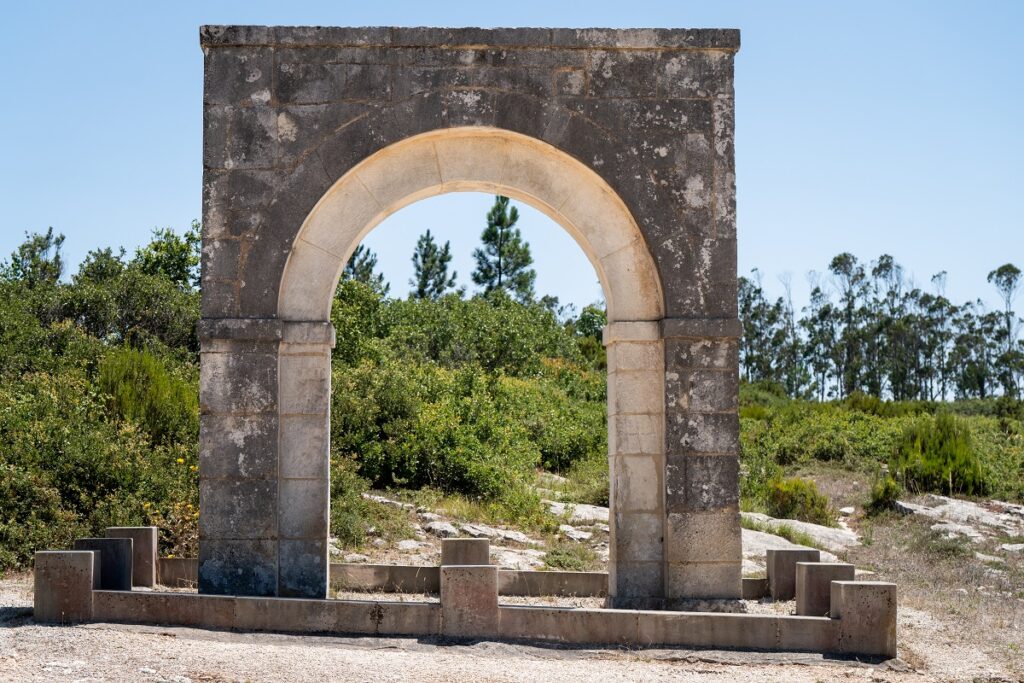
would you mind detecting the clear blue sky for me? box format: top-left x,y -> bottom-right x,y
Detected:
2,1 -> 1021,313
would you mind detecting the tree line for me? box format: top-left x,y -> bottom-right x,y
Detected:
739,254 -> 1023,401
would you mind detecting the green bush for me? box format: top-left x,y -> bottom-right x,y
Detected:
891,414 -> 988,496
867,473 -> 902,513
98,346 -> 198,444
766,477 -> 836,526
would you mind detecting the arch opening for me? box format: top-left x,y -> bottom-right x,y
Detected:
278,127 -> 664,324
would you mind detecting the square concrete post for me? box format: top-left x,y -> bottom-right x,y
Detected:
766,548 -> 820,601
441,538 -> 490,566
440,565 -> 499,638
34,551 -> 95,623
662,320 -> 743,605
73,538 -> 133,591
830,581 -> 898,659
105,527 -> 158,587
604,322 -> 665,609
795,562 -> 855,616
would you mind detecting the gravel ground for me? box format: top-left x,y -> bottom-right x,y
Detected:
2,573 -> 1019,682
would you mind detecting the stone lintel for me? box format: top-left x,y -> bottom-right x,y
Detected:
660,317 -> 741,339
200,25 -> 740,52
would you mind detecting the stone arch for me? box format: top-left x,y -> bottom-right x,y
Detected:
277,127 -> 663,323
198,25 -> 743,609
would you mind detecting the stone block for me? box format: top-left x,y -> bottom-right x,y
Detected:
278,351 -> 332,415
610,455 -> 661,512
72,538 -> 133,591
199,351 -> 278,415
199,479 -> 277,539
33,551 -> 95,624
609,414 -> 663,457
666,411 -> 739,455
766,548 -> 820,601
608,370 -> 663,416
104,527 -> 158,588
611,512 -> 662,563
278,478 -> 329,539
665,454 -> 739,512
666,561 -> 741,600
665,510 -> 741,564
830,581 -> 897,659
204,46 -> 274,105
795,562 -> 855,617
199,539 -> 277,596
499,605 -> 639,644
608,560 -> 663,602
279,414 -> 330,479
440,565 -> 499,638
200,414 -> 278,479
278,539 -> 328,599
441,538 -> 490,566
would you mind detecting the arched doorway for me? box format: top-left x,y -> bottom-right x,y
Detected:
198,25 -> 742,609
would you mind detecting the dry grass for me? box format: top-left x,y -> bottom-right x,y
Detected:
847,512 -> 1024,673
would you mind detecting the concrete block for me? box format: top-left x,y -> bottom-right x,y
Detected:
157,557 -> 198,587
198,539 -> 277,596
440,565 -> 498,638
608,413 -> 663,457
742,576 -> 769,600
795,562 -> 855,617
608,370 -> 663,416
766,548 -> 820,601
665,510 -> 741,563
498,570 -> 607,597
73,538 -> 133,591
610,455 -> 661,512
279,414 -> 330,479
105,527 -> 158,588
499,605 -> 638,644
330,564 -> 441,593
608,560 -> 663,604
831,581 -> 898,659
278,539 -> 328,599
278,351 -> 331,415
666,561 -> 742,600
278,478 -> 329,539
33,551 -> 95,624
440,538 -> 490,566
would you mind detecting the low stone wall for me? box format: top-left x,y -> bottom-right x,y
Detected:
157,558 -> 198,587
39,550 -> 898,658
157,559 -> 608,598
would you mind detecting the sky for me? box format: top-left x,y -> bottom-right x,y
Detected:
1,1 -> 1021,313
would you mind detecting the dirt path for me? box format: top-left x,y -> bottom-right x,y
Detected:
1,574 -> 1019,682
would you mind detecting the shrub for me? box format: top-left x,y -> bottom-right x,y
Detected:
543,541 -> 598,571
766,477 -> 836,526
891,414 -> 988,496
98,346 -> 198,444
867,473 -> 903,514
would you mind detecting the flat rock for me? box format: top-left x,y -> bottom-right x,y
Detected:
896,495 -> 1024,544
418,512 -> 443,522
1000,543 -> 1024,553
839,506 -> 855,516
362,493 -> 415,510
559,524 -> 592,541
396,539 -> 424,551
741,528 -> 838,569
741,512 -> 858,553
425,521 -> 459,538
491,547 -> 545,570
342,553 -> 370,563
543,500 -> 609,525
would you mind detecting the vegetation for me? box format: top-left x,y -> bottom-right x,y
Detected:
1,205 -> 1022,573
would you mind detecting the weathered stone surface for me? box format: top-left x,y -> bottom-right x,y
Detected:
795,562 -> 855,617
831,581 -> 898,659
767,548 -> 821,601
440,565 -> 499,637
199,25 -> 742,607
441,538 -> 490,566
33,551 -> 96,624
104,527 -> 158,588
72,538 -> 133,591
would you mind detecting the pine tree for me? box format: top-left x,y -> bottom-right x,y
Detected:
410,230 -> 457,299
471,196 -> 535,301
343,244 -> 389,295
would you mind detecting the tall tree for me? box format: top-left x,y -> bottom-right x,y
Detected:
987,263 -> 1022,396
343,244 -> 389,295
828,253 -> 868,398
410,230 -> 457,299
471,196 -> 535,301
133,221 -> 201,290
1,227 -> 65,288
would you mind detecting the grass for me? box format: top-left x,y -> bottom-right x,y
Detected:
391,487 -> 561,534
739,515 -> 826,551
543,541 -> 599,571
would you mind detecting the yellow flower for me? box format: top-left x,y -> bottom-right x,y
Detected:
189,465 -> 198,472
176,458 -> 185,464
